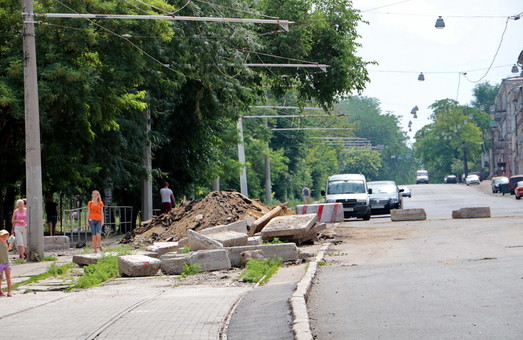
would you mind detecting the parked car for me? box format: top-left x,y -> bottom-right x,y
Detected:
469,171 -> 484,181
491,176 -> 509,193
322,174 -> 372,220
444,175 -> 458,183
515,181 -> 523,199
399,185 -> 411,198
367,181 -> 403,215
465,174 -> 480,185
509,175 -> 523,195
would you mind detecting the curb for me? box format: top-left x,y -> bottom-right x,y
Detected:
291,242 -> 331,340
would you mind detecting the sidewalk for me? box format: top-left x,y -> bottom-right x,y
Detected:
1,243 -> 324,339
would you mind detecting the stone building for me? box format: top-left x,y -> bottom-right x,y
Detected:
490,76 -> 523,177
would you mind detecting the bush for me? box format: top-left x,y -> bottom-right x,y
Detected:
180,263 -> 202,277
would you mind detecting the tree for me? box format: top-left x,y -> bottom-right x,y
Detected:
471,82 -> 499,111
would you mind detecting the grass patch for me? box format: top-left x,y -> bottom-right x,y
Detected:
180,263 -> 202,277
12,259 -> 25,265
239,257 -> 283,285
263,237 -> 284,245
181,246 -> 191,254
318,261 -> 328,266
68,246 -> 134,290
43,255 -> 58,261
12,263 -> 76,290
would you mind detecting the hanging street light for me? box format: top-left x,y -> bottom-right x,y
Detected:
418,72 -> 425,81
410,106 -> 419,115
511,64 -> 519,73
435,16 -> 445,29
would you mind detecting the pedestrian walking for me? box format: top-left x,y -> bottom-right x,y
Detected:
86,190 -> 104,253
0,229 -> 13,297
11,199 -> 27,259
45,195 -> 59,236
302,185 -> 311,205
160,181 -> 176,214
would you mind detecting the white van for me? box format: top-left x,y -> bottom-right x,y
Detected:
415,170 -> 429,184
322,174 -> 372,220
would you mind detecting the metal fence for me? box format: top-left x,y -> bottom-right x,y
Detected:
62,206 -> 133,245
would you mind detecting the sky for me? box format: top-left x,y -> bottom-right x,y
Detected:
350,0 -> 523,142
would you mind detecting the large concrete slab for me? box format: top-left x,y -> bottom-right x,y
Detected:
160,253 -> 189,275
186,229 -> 224,250
207,231 -> 248,247
452,207 -> 491,219
391,208 -> 427,221
261,214 -> 317,241
249,206 -> 283,236
118,255 -> 161,277
187,249 -> 232,272
145,242 -> 180,255
295,203 -> 344,223
199,220 -> 249,235
44,236 -> 70,250
227,243 -> 299,266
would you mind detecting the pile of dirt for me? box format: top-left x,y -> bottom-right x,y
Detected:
124,190 -> 292,247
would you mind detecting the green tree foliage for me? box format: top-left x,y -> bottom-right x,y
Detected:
414,100 -> 489,181
471,82 -> 499,111
0,0 -> 371,225
337,97 -> 415,184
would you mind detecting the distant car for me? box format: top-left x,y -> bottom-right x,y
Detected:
368,181 -> 403,215
515,181 -> 523,200
509,175 -> 523,195
415,170 -> 429,184
465,174 -> 480,185
444,175 -> 458,183
491,176 -> 509,193
399,185 -> 411,198
469,171 -> 484,181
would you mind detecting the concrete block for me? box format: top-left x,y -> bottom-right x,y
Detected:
137,251 -> 161,259
199,220 -> 248,235
44,236 -> 70,250
145,242 -> 180,255
247,236 -> 263,245
452,207 -> 491,219
290,223 -> 327,245
249,206 -> 283,236
160,253 -> 189,275
118,255 -> 161,277
72,253 -> 102,266
261,214 -> 317,241
187,249 -> 232,272
240,250 -> 265,266
391,208 -> 427,221
207,231 -> 248,247
295,203 -> 344,223
186,229 -> 224,250
227,243 -> 299,266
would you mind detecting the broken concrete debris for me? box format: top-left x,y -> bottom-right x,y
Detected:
113,191 -> 328,277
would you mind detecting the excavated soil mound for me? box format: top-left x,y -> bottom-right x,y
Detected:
124,190 -> 292,247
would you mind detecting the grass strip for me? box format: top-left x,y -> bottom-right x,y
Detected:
12,263 -> 76,290
239,257 -> 283,285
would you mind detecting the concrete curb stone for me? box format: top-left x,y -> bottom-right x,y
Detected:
291,242 -> 331,340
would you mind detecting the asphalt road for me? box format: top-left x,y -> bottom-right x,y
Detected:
308,183 -> 523,339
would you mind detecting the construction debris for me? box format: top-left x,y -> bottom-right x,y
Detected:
123,190 -> 291,246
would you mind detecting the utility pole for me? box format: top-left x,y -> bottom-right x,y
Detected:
264,120 -> 272,204
141,102 -> 152,221
22,0 -> 44,260
237,117 -> 248,196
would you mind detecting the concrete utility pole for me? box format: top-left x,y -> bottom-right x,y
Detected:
264,121 -> 272,204
237,117 -> 248,196
141,103 -> 152,221
22,0 -> 44,260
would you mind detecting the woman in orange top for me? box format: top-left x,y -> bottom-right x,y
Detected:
86,190 -> 104,253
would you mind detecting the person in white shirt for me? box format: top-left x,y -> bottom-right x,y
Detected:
160,181 -> 176,214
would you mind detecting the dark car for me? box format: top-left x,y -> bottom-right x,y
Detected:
491,176 -> 509,193
509,175 -> 523,195
444,175 -> 458,183
367,181 -> 403,215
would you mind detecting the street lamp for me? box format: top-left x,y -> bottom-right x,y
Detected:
418,72 -> 425,81
435,16 -> 445,29
511,64 -> 519,73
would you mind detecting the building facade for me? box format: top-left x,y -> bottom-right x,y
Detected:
491,76 -> 523,177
